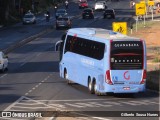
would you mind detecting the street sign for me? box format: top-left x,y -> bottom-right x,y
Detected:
148,1 -> 154,6
139,1 -> 146,4
135,3 -> 146,16
112,22 -> 127,35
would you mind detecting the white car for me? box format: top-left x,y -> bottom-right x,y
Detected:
99,1 -> 107,7
23,13 -> 36,25
0,52 -> 8,72
95,2 -> 106,10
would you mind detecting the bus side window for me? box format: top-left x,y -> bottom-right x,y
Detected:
60,34 -> 66,52
61,34 -> 66,41
64,35 -> 70,53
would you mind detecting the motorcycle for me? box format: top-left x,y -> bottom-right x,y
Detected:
45,13 -> 50,22
54,6 -> 57,12
65,1 -> 69,9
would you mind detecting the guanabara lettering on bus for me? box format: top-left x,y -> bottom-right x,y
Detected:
55,28 -> 147,95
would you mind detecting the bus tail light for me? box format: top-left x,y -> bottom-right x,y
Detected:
105,70 -> 113,85
140,70 -> 146,84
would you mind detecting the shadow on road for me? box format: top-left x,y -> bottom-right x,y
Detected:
8,61 -> 59,73
68,83 -> 159,99
0,94 -> 21,108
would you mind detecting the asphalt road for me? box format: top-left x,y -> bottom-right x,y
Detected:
0,0 -> 159,120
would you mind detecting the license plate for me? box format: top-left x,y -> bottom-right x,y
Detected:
123,87 -> 130,90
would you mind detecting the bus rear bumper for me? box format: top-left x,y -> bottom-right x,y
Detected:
104,85 -> 146,93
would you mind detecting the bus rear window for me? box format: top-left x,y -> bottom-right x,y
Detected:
110,41 -> 143,70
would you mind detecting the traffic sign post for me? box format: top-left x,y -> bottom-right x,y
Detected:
135,3 -> 146,16
136,16 -> 138,32
135,3 -> 147,31
112,22 -> 127,35
129,21 -> 133,34
148,0 -> 154,6
148,0 -> 155,21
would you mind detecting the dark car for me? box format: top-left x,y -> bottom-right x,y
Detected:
55,9 -> 68,19
82,8 -> 94,19
103,9 -> 115,19
55,16 -> 72,30
79,1 -> 88,9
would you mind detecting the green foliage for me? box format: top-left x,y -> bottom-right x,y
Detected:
21,0 -> 32,12
0,0 -> 62,25
152,57 -> 160,63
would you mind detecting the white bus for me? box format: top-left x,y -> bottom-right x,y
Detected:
55,28 -> 147,95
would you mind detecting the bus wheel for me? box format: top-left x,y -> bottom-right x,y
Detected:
93,80 -> 101,96
64,69 -> 71,85
88,78 -> 94,94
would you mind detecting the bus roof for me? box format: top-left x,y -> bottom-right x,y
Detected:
68,28 -> 140,41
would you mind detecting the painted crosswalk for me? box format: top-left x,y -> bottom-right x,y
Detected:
1,95 -> 159,119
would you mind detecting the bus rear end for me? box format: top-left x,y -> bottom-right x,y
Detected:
105,40 -> 146,93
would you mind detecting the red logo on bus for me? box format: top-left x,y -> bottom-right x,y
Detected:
124,71 -> 130,80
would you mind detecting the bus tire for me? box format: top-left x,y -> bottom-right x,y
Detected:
64,69 -> 71,85
88,77 -> 94,94
93,80 -> 101,96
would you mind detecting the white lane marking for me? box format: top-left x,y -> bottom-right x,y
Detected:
74,103 -> 98,107
28,90 -> 32,93
0,74 -> 7,78
48,117 -> 55,120
20,62 -> 26,67
65,103 -> 85,108
75,117 -> 92,120
32,87 -> 35,90
16,96 -> 57,109
48,104 -> 66,109
25,74 -> 51,96
11,106 -> 54,109
36,98 -> 126,102
92,117 -> 111,120
8,96 -> 55,111
4,96 -> 25,111
7,96 -> 64,111
16,102 -> 47,105
35,85 -> 39,88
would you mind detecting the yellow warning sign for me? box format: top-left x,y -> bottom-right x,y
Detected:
112,22 -> 127,35
148,1 -> 154,6
135,3 -> 146,16
139,1 -> 145,4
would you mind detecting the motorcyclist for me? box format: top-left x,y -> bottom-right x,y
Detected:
130,0 -> 135,9
45,11 -> 50,22
65,0 -> 69,9
54,4 -> 58,12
